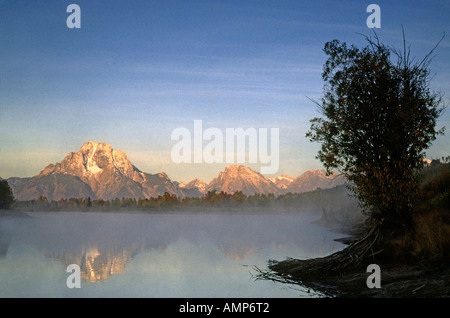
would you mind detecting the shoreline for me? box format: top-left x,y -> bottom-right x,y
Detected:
303,262 -> 450,298
264,245 -> 450,297
0,209 -> 30,217
262,220 -> 450,298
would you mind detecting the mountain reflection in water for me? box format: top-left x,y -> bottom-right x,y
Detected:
0,211 -> 346,296
42,245 -> 133,283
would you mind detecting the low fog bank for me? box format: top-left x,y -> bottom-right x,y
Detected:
0,210 -> 347,279
6,185 -> 365,234
0,184 -> 363,259
0,187 -> 360,285
295,186 -> 365,233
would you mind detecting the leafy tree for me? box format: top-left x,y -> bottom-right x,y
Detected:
0,180 -> 15,209
307,34 -> 445,227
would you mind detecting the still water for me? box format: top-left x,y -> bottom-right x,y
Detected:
0,211 -> 346,297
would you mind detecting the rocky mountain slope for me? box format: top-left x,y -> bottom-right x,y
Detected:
285,169 -> 346,193
178,179 -> 208,198
269,175 -> 296,190
6,142 -> 347,201
8,142 -> 184,201
207,165 -> 281,196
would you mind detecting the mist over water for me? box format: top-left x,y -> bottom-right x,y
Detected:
0,211 -> 346,297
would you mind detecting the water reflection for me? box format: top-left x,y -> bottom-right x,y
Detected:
0,237 -> 9,258
41,245 -> 133,283
0,212 -> 346,296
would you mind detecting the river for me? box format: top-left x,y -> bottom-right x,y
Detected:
0,211 -> 346,297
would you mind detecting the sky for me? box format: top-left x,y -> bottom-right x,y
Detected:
1,0 -> 449,183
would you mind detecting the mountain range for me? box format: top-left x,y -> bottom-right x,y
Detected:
5,141 -> 346,201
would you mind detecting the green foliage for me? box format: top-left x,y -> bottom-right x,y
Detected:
306,34 -> 445,224
0,180 -> 15,209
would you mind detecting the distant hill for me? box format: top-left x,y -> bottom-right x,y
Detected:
285,169 -> 346,193
208,165 -> 280,196
178,179 -> 208,198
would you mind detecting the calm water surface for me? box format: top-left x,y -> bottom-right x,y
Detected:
0,211 -> 346,297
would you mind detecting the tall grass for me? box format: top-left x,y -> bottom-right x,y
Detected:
413,209 -> 450,260
411,164 -> 450,261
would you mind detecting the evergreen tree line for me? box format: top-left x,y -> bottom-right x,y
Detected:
10,187 -> 355,213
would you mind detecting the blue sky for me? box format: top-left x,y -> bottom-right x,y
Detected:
1,0 -> 449,183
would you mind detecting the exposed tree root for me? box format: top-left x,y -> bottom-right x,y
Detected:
267,220 -> 385,281
251,219 -> 414,296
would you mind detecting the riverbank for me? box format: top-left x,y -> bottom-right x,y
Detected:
0,209 -> 30,217
266,257 -> 450,297
264,215 -> 450,298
